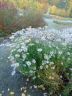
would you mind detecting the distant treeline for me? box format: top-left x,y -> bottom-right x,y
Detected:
47,0 -> 72,17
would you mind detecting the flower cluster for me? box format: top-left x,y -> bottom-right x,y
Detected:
9,27 -> 72,95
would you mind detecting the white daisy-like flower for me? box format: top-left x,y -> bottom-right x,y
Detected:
50,62 -> 54,65
32,59 -> 36,64
32,76 -> 36,80
28,43 -> 34,46
46,60 -> 49,64
21,46 -> 27,52
41,36 -> 46,40
58,51 -> 62,55
11,49 -> 16,53
33,85 -> 37,89
29,70 -> 33,74
61,62 -> 63,65
26,61 -> 31,66
17,49 -> 23,52
67,52 -> 70,55
51,66 -> 55,70
11,63 -> 19,68
25,39 -> 31,43
50,51 -> 54,56
37,48 -> 42,52
23,64 -> 26,67
8,56 -> 14,61
9,35 -> 14,39
35,40 -> 39,43
49,76 -> 54,79
22,54 -> 26,60
11,70 -> 16,76
40,66 -> 43,69
60,75 -> 62,78
33,67 -> 36,70
68,58 -> 70,61
15,54 -> 20,58
44,54 -> 49,60
45,65 -> 48,69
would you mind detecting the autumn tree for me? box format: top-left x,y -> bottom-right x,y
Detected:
67,0 -> 72,17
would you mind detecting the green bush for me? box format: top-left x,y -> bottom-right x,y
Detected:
9,33 -> 72,96
38,44 -> 72,95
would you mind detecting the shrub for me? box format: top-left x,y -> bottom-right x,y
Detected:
38,44 -> 72,95
0,2 -> 17,36
0,7 -> 45,37
9,27 -> 72,96
16,8 -> 45,28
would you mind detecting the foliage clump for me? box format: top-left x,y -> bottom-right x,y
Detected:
9,27 -> 72,96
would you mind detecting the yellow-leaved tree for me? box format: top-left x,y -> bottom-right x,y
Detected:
49,5 -> 57,15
